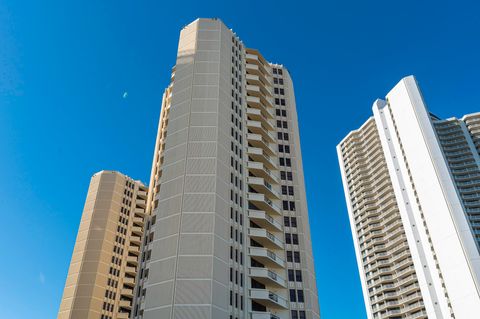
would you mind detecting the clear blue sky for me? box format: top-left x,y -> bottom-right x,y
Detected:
1,0 -> 479,318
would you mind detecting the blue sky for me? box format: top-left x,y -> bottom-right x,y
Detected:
1,0 -> 479,318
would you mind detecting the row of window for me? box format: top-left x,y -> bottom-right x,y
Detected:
277,132 -> 289,140
273,77 -> 284,85
122,197 -> 132,207
229,267 -> 244,286
280,171 -> 293,181
112,245 -> 124,255
229,291 -> 244,310
279,157 -> 291,167
102,301 -> 114,312
230,226 -> 244,244
107,278 -> 118,288
282,185 -> 295,196
284,216 -> 298,227
116,225 -> 127,236
287,250 -> 301,263
109,267 -> 120,277
123,188 -> 133,198
289,289 -> 305,302
277,120 -> 288,129
272,68 -> 283,75
285,233 -> 299,245
288,269 -> 303,282
120,206 -> 130,216
276,109 -> 287,117
275,98 -> 286,106
104,289 -> 116,300
291,310 -> 307,319
279,144 -> 291,153
274,87 -> 285,95
282,200 -> 296,211
111,255 -> 122,266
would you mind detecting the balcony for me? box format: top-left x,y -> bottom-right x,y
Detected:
117,313 -> 130,319
133,216 -> 144,226
247,161 -> 279,184
250,312 -> 280,319
247,192 -> 281,215
121,288 -> 134,298
128,245 -> 140,255
246,64 -> 271,87
130,235 -> 142,245
248,228 -> 283,249
125,266 -> 137,276
248,146 -> 277,170
249,267 -> 286,288
119,299 -> 132,309
248,210 -> 282,232
246,73 -> 273,95
248,133 -> 277,156
123,276 -> 135,287
249,247 -> 285,268
247,86 -> 274,109
247,120 -> 276,141
246,53 -> 272,77
137,190 -> 147,199
126,256 -> 139,266
134,208 -> 146,217
132,226 -> 143,235
247,177 -> 280,199
247,107 -> 275,127
249,289 -> 288,309
136,199 -> 147,208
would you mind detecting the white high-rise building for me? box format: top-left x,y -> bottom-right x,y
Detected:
337,76 -> 480,319
131,18 -> 320,319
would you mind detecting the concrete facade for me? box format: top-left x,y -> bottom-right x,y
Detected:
58,171 -> 149,319
131,18 -> 320,319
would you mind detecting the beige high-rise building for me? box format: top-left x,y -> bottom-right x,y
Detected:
131,18 -> 320,319
58,171 -> 148,319
337,76 -> 480,319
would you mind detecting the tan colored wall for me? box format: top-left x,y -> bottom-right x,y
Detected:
58,171 -> 148,319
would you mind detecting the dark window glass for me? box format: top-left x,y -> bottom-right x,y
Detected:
285,233 -> 292,244
288,269 -> 295,281
296,270 -> 302,282
297,290 -> 304,302
294,251 -> 301,263
289,289 -> 296,302
292,234 -> 299,245
291,217 -> 297,227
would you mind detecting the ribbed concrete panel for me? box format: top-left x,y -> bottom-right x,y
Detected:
184,175 -> 215,193
161,160 -> 186,181
189,126 -> 217,141
144,281 -> 174,309
181,213 -> 214,233
174,305 -> 210,319
175,280 -> 212,304
186,158 -> 216,174
177,256 -> 212,278
150,236 -> 178,260
178,234 -> 213,255
147,257 -> 175,284
187,141 -> 216,157
183,193 -> 215,212
153,214 -> 180,238
158,177 -> 184,198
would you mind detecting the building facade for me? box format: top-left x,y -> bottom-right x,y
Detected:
58,171 -> 148,319
337,76 -> 480,319
131,18 -> 320,319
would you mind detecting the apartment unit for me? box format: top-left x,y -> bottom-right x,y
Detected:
131,18 -> 320,319
337,76 -> 480,319
58,171 -> 148,319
